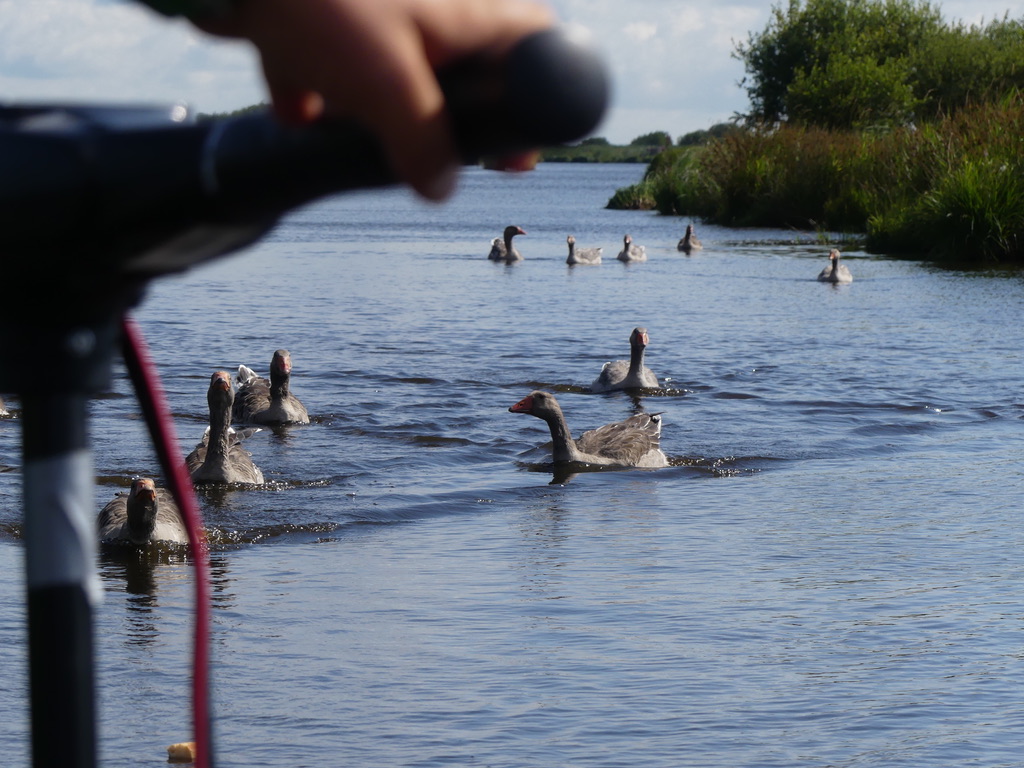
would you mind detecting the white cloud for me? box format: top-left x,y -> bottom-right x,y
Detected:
2,0 -> 1024,142
624,21 -> 658,42
941,1 -> 1020,25
0,0 -> 262,113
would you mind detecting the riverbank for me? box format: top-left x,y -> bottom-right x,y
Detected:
538,144 -> 654,163
609,97 -> 1024,267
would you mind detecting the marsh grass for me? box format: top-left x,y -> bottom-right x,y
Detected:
605,147 -> 700,211
616,96 -> 1024,264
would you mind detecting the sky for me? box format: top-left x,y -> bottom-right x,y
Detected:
1,0 -> 1023,144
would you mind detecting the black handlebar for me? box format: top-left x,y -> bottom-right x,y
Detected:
0,28 -> 608,296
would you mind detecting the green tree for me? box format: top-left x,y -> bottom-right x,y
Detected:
677,123 -> 740,146
734,0 -> 944,127
786,51 -> 919,129
909,16 -> 1024,120
630,131 -> 673,147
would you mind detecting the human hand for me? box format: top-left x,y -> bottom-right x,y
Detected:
200,0 -> 556,200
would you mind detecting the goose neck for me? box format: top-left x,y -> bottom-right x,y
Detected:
543,409 -> 577,462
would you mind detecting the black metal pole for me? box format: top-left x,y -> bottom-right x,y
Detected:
23,390 -> 97,768
10,318 -> 122,768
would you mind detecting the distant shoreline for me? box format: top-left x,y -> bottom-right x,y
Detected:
537,146 -> 658,164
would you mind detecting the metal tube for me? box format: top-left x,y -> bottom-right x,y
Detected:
10,318 -> 119,768
23,392 -> 99,768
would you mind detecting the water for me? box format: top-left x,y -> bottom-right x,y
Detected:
1,163 -> 1023,767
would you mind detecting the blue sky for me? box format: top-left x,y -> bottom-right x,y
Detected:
2,0 -> 1023,143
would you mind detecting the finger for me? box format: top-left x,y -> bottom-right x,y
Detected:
347,30 -> 460,200
355,1 -> 557,199
265,83 -> 324,124
414,0 -> 557,67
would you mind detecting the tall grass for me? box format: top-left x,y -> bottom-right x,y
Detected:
605,147 -> 700,211
614,96 -> 1024,264
865,99 -> 1024,262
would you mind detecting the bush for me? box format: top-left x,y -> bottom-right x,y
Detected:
658,126 -> 872,228
612,97 -> 1024,263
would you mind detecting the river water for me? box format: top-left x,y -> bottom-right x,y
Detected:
1,163 -> 1023,767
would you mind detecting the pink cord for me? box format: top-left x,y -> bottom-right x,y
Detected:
120,315 -> 212,768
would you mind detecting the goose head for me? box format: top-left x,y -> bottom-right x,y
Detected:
630,327 -> 650,351
208,370 -> 234,413
509,390 -> 561,421
125,476 -> 159,544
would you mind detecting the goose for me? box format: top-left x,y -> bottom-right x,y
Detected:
487,238 -> 503,259
509,390 -> 668,468
817,248 -> 853,283
186,371 -> 265,485
591,327 -> 661,392
97,477 -> 188,545
617,234 -> 647,263
677,224 -> 703,253
566,235 -> 602,265
488,225 -> 526,262
233,349 -> 309,425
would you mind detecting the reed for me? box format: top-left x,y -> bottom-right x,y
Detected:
866,99 -> 1024,262
605,179 -> 656,210
620,96 -> 1024,264
605,147 -> 699,211
869,155 -> 1024,262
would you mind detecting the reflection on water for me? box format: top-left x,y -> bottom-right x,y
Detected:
98,544 -> 192,600
0,163 -> 1023,767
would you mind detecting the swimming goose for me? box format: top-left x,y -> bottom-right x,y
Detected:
817,248 -> 853,283
566,235 -> 602,265
591,327 -> 661,392
233,349 -> 309,425
488,225 -> 526,262
677,224 -> 703,253
617,234 -> 646,262
97,477 -> 188,545
509,390 -> 668,467
187,371 -> 265,485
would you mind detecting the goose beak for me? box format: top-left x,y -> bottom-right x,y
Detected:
509,395 -> 534,413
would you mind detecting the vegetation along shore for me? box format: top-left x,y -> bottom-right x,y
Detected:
607,0 -> 1024,267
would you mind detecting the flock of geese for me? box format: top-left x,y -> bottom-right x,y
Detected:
96,328 -> 673,546
97,349 -> 308,547
489,223 -> 705,265
93,230 -> 853,547
511,327 -> 667,468
488,224 -> 855,284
